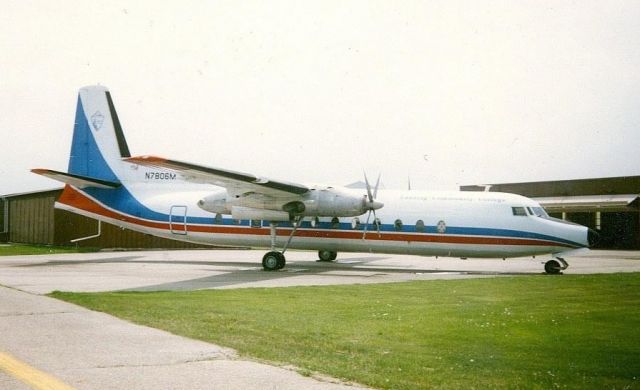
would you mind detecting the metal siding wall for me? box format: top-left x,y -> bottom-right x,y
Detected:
7,194 -> 57,245
54,207 -> 207,249
5,190 -> 207,248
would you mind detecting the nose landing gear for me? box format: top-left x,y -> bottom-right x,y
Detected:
544,257 -> 569,275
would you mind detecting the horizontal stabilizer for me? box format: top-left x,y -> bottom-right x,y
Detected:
31,169 -> 121,189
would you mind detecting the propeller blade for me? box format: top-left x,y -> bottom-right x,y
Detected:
362,210 -> 372,240
373,173 -> 381,199
364,171 -> 374,203
373,209 -> 381,237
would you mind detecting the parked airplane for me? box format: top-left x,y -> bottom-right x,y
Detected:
33,86 -> 598,273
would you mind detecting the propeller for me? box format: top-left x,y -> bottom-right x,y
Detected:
362,172 -> 384,239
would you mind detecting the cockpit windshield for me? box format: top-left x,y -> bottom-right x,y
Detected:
531,207 -> 548,218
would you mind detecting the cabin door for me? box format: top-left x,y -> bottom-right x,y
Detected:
169,205 -> 188,235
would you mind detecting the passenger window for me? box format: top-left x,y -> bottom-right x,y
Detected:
512,207 -> 527,216
250,219 -> 261,228
311,217 -> 319,227
394,219 -> 403,231
415,220 -> 425,232
331,217 -> 340,229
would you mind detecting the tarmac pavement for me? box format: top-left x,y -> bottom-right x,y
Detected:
1,248 -> 639,389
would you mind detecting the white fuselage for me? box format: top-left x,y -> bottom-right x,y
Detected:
56,181 -> 589,259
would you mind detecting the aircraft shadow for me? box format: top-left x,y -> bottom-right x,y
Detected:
17,254 -> 539,292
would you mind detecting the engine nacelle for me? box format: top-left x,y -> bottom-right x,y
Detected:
295,187 -> 368,217
232,206 -> 290,221
197,191 -> 231,214
198,186 -> 381,220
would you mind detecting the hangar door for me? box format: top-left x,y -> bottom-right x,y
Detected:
600,212 -> 639,249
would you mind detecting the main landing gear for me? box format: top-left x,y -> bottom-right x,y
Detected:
261,220 -> 340,271
318,250 -> 338,262
544,257 -> 569,275
262,219 -> 304,271
262,251 -> 286,271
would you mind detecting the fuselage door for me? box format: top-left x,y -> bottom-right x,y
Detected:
170,205 -> 188,235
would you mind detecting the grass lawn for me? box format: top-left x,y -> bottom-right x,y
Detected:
50,274 -> 640,389
0,243 -> 98,256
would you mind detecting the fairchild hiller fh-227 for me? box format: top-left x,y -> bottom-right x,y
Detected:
33,86 -> 598,273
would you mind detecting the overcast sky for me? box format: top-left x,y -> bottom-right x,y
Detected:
2,1 -> 639,195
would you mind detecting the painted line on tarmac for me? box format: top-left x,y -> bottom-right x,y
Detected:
0,351 -> 75,390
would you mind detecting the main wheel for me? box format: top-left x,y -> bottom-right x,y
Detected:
263,251 -> 284,271
544,259 -> 562,275
318,250 -> 337,262
276,252 -> 286,270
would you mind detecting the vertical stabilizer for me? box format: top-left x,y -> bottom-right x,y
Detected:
68,86 -> 130,183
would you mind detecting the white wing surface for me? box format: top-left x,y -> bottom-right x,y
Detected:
126,156 -> 309,198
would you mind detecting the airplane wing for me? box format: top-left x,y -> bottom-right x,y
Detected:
126,156 -> 309,197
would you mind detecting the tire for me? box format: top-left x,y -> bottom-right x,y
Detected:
544,260 -> 562,275
318,250 -> 337,262
262,251 -> 282,271
276,252 -> 286,270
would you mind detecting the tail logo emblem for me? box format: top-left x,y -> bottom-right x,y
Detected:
91,111 -> 104,131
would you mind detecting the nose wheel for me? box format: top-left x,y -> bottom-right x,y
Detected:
544,257 -> 568,274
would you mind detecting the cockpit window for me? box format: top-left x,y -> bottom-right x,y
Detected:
531,207 -> 548,218
512,207 -> 527,216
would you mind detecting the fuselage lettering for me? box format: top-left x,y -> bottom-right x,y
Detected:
145,172 -> 176,180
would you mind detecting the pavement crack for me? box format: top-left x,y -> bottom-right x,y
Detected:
90,355 -> 236,370
0,311 -> 76,317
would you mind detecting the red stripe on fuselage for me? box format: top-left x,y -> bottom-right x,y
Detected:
57,185 -> 576,249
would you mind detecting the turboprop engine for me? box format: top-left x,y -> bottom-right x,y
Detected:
283,186 -> 383,217
197,185 -> 383,221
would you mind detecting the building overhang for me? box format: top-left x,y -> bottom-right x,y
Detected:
534,194 -> 640,213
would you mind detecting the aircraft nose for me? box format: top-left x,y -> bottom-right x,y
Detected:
587,228 -> 600,248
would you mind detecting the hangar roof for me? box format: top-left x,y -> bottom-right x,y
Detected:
461,175 -> 640,214
534,194 -> 639,213
461,175 -> 640,198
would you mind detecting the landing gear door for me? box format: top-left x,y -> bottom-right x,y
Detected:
170,205 -> 188,235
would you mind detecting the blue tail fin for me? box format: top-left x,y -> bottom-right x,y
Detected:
67,86 -> 130,183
